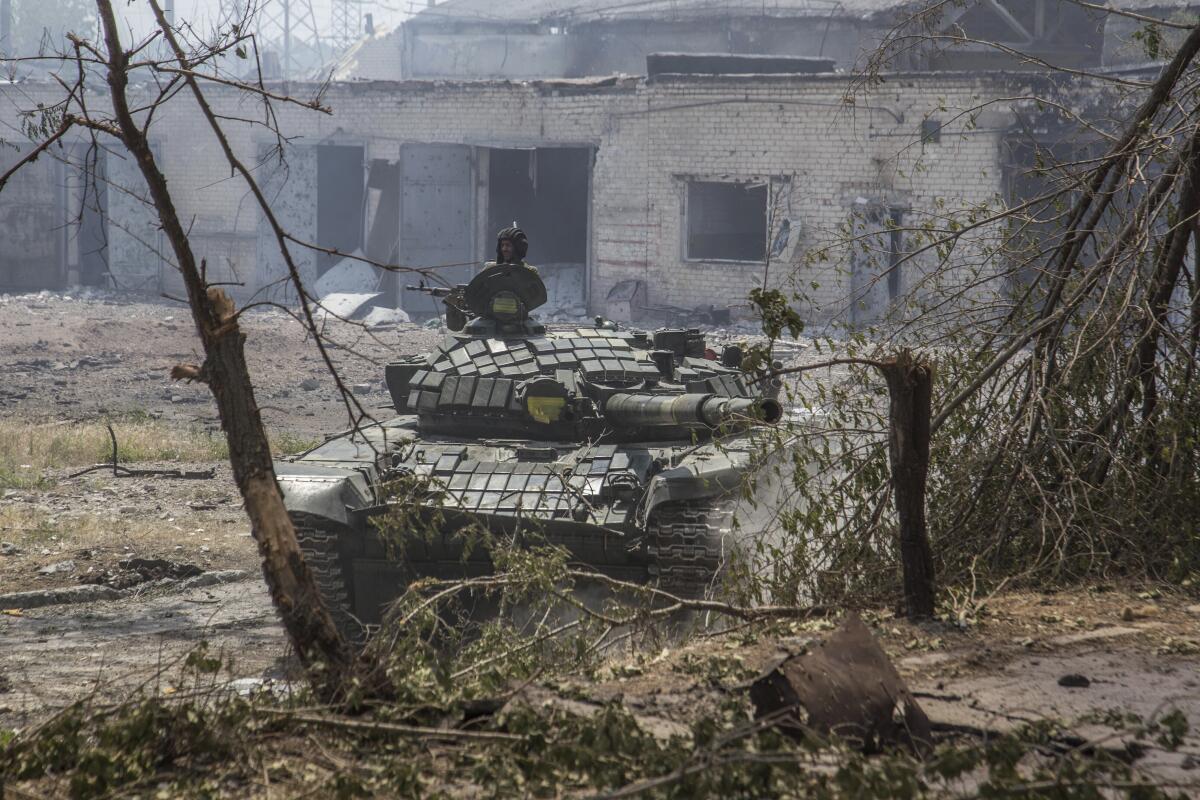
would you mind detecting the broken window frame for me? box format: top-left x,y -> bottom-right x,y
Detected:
681,177 -> 774,265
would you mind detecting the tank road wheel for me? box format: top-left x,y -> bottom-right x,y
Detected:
646,499 -> 735,600
289,512 -> 363,647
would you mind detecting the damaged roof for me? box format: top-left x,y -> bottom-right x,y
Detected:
413,0 -> 917,24
414,0 -> 1200,24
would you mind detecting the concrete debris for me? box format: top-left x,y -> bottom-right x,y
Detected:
316,292 -> 412,328
122,557 -> 202,580
352,383 -> 373,395
300,378 -> 320,391
36,560 -> 76,576
0,569 -> 250,610
313,250 -> 378,298
0,287 -> 121,305
605,279 -> 648,324
0,542 -> 19,556
318,292 -> 382,320
360,306 -> 411,328
541,305 -> 590,324
749,614 -> 931,752
178,570 -> 248,590
0,583 -> 123,610
539,263 -> 586,316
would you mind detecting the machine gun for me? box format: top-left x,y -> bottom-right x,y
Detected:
405,283 -> 463,299
407,283 -> 469,330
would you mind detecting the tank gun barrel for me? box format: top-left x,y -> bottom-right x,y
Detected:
603,393 -> 782,429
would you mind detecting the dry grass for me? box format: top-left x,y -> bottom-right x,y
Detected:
0,417 -> 317,487
0,418 -> 228,483
0,415 -> 305,589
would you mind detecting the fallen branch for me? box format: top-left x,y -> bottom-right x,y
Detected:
257,709 -> 522,743
564,568 -> 829,623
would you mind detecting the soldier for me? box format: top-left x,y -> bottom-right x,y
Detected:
466,225 -> 545,321
440,226 -> 545,331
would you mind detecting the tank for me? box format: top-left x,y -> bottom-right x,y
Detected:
275,263 -> 782,641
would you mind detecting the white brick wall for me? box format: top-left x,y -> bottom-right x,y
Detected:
0,72 -> 1014,322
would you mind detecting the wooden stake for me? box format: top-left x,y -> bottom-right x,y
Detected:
880,350 -> 936,619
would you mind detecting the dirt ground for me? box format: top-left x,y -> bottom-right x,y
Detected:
0,289 -> 433,606
0,288 -> 431,727
0,288 -> 443,438
0,289 -> 1197,790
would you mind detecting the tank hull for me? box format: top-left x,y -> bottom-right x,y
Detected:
276,414 -> 767,637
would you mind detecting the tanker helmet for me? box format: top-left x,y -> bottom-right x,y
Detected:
496,226 -> 528,263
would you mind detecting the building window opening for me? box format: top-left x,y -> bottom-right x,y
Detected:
686,180 -> 767,262
316,143 -> 365,276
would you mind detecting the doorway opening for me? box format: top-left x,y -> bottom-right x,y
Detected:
316,143 -> 365,276
487,147 -> 590,313
73,148 -> 109,287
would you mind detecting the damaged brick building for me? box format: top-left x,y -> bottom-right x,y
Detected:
0,0 -> 1193,323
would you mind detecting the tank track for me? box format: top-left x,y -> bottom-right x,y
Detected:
290,512 -> 363,646
646,499 -> 734,599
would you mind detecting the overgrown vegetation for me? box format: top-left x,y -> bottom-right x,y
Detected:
720,17 -> 1200,612
2,620 -> 1193,798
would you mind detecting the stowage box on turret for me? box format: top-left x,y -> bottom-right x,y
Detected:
275,239 -> 782,640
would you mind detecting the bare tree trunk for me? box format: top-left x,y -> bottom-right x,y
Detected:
880,350 -> 936,619
93,0 -> 354,693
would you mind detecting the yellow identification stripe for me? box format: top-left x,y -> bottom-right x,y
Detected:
492,296 -> 519,315
526,396 -> 566,423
